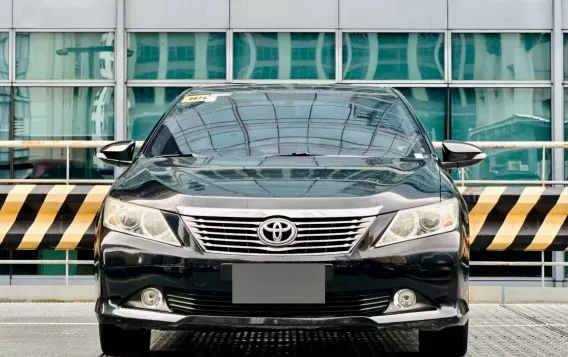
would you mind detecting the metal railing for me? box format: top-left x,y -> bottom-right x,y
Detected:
0,140 -> 143,184
0,252 -> 93,286
431,141 -> 562,187
0,140 -> 566,287
0,140 -> 562,185
0,255 -> 565,287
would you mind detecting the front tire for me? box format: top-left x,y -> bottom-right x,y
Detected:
419,322 -> 468,356
99,323 -> 151,356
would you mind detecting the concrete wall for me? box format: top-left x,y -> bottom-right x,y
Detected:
0,0 -> 555,30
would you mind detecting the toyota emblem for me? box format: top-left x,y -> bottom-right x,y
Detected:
258,218 -> 297,246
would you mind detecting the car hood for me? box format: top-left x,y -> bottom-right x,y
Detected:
114,156 -> 442,215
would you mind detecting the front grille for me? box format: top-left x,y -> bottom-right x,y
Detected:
183,215 -> 375,255
166,289 -> 391,317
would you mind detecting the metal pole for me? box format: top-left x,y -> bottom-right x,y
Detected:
65,144 -> 70,185
552,0 -> 565,182
114,0 -> 126,178
65,250 -> 69,286
552,0 -> 566,286
542,145 -> 546,187
542,251 -> 545,288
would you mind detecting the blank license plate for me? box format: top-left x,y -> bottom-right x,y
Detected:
232,263 -> 325,304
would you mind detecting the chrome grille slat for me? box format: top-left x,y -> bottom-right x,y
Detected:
186,224 -> 258,231
183,214 -> 375,255
198,237 -> 261,243
194,231 -> 258,237
297,225 -> 365,231
185,218 -> 375,225
184,218 -> 262,225
201,242 -> 353,251
297,230 -> 365,237
197,237 -> 358,244
295,218 -> 375,225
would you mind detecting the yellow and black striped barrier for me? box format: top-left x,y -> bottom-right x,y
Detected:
0,185 -> 109,250
460,186 -> 568,252
0,184 -> 567,251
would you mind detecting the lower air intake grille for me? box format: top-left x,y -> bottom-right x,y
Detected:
165,289 -> 391,318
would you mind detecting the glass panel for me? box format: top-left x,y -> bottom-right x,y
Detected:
8,250 -> 92,277
14,148 -> 113,180
233,33 -> 335,80
38,250 -> 78,276
11,250 -> 38,275
74,250 -> 94,275
471,251 -> 552,277
0,251 -> 7,276
395,87 -> 446,142
16,32 -> 115,80
343,33 -> 444,80
127,32 -> 226,80
564,88 -> 568,179
0,87 -> 10,179
452,33 -> 551,81
14,87 -> 114,140
0,32 -> 8,80
451,87 -> 551,181
565,35 -> 568,80
127,87 -> 187,140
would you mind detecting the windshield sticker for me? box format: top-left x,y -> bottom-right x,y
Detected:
182,95 -> 209,103
414,153 -> 424,159
205,93 -> 232,102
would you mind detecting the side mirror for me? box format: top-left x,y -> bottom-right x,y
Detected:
441,141 -> 486,169
96,141 -> 136,168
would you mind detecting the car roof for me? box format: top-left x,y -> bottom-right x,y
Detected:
182,84 -> 399,100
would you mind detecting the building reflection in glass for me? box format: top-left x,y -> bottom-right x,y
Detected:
342,33 -> 444,81
12,32 -> 116,179
127,32 -> 226,80
16,32 -> 115,80
0,32 -> 7,79
233,33 -> 335,80
452,33 -> 550,81
452,87 -> 551,181
127,87 -> 187,141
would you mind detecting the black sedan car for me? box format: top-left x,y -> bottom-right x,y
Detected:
94,85 -> 485,356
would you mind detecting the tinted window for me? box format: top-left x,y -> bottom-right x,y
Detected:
143,90 -> 431,161
343,33 -> 444,81
233,33 -> 335,80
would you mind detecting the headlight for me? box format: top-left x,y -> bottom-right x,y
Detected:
375,198 -> 459,247
103,198 -> 180,246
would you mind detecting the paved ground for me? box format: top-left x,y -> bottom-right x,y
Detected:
0,303 -> 567,356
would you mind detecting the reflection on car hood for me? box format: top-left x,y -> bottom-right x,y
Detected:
114,156 -> 442,214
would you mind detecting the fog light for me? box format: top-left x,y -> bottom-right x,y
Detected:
141,288 -> 162,308
394,289 -> 416,309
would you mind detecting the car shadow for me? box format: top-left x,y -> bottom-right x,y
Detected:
137,329 -> 420,357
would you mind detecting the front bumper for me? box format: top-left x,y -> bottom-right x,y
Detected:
96,299 -> 467,331
95,229 -> 469,331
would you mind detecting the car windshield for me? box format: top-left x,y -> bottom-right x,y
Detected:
142,89 -> 432,161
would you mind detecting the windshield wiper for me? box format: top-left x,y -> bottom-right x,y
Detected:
156,153 -> 205,158
268,152 -> 324,157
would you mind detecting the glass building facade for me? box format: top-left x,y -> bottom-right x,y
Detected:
0,0 -> 566,284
